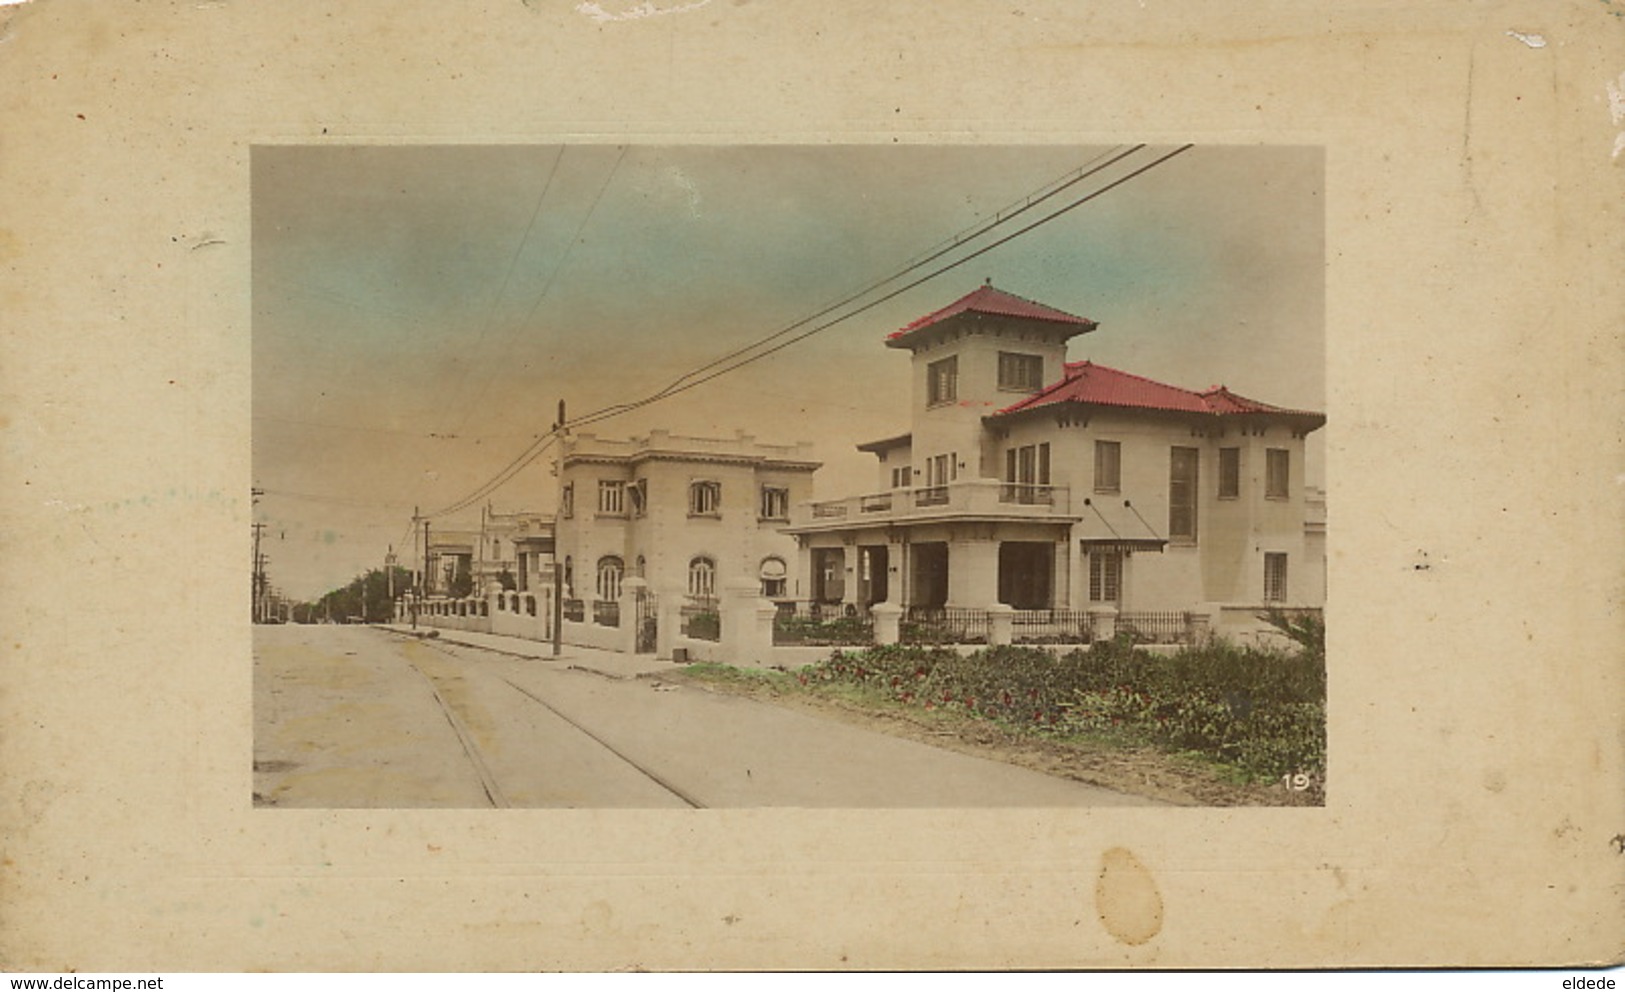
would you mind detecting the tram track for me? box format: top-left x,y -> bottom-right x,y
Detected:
397,633 -> 705,810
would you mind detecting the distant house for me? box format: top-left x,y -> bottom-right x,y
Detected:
784,284 -> 1326,615
423,530 -> 478,597
475,507 -> 555,593
553,429 -> 821,608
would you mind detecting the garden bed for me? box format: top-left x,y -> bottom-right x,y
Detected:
673,627 -> 1326,806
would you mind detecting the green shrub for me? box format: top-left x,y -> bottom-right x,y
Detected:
794,638 -> 1326,781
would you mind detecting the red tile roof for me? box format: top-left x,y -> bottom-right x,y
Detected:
994,361 -> 1324,425
887,284 -> 1097,346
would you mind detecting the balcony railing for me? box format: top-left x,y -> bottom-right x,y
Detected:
799,481 -> 1070,525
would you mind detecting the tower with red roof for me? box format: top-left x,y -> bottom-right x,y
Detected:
786,284 -> 1326,634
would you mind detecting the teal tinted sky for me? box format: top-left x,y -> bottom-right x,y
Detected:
253,144 -> 1323,599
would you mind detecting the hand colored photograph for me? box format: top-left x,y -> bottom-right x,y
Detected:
252,143 -> 1327,809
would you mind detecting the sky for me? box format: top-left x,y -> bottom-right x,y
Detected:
252,143 -> 1324,601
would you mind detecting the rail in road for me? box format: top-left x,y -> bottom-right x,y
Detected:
254,624 -> 1161,808
400,636 -> 704,810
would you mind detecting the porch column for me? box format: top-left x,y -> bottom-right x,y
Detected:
946,536 -> 999,608
794,539 -> 813,603
886,538 -> 906,606
840,537 -> 861,611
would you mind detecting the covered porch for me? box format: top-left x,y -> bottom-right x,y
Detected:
788,520 -> 1076,612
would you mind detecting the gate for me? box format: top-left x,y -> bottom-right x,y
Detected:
634,587 -> 658,653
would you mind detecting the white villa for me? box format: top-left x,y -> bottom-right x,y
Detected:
783,283 -> 1327,621
553,429 -> 821,609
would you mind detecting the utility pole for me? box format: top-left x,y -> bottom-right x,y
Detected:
552,399 -> 567,658
251,486 -> 265,624
251,523 -> 266,623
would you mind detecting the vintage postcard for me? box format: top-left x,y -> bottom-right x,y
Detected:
2,0 -> 1620,973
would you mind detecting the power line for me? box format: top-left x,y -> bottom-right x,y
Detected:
571,145 -> 1196,426
439,146 -> 568,434
627,144 -> 1142,410
416,144 -> 1194,521
447,145 -> 629,436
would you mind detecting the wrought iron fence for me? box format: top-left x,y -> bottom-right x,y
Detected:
1116,610 -> 1193,645
1011,608 -> 1095,644
773,600 -> 874,646
592,600 -> 621,628
680,597 -> 721,642
900,606 -> 989,645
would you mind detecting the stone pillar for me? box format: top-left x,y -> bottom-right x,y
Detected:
1188,603 -> 1218,647
656,588 -> 683,660
988,603 -> 1014,647
722,579 -> 774,668
617,577 -> 646,654
1088,604 -> 1118,645
872,602 -> 903,645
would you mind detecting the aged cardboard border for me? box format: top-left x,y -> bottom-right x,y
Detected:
1,0 -> 1621,971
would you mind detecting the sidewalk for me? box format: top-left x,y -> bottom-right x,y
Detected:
372,623 -> 682,680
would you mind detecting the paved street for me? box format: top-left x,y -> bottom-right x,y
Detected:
253,624 -> 1161,808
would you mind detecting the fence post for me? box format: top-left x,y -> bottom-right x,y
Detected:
617,578 -> 645,654
1188,604 -> 1216,646
655,589 -> 681,660
871,602 -> 903,645
987,603 -> 1014,646
1088,604 -> 1118,645
723,580 -> 773,667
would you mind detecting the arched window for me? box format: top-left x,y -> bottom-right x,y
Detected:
563,555 -> 574,596
596,556 -> 624,601
635,554 -> 647,578
688,556 -> 716,599
759,556 -> 788,598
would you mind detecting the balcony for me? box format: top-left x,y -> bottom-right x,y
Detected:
790,481 -> 1076,532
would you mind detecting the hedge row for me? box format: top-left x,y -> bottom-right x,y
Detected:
795,638 -> 1325,780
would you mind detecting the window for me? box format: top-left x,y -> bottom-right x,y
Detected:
1264,552 -> 1288,602
560,483 -> 574,519
927,356 -> 958,405
759,557 -> 787,598
563,555 -> 574,595
688,556 -> 716,598
1169,447 -> 1199,543
689,480 -> 721,516
629,479 -> 647,517
997,351 -> 1044,392
1094,440 -> 1121,493
597,479 -> 626,515
916,453 -> 957,506
1089,550 -> 1122,603
890,466 -> 911,489
1218,447 -> 1241,499
1004,442 -> 1051,502
634,554 -> 646,578
1266,449 -> 1290,499
759,486 -> 789,520
595,556 -> 624,601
